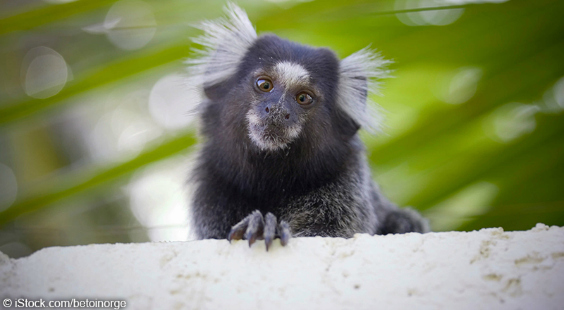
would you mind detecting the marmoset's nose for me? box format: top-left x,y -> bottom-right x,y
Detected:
262,102 -> 291,121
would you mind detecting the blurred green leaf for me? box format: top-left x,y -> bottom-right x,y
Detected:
0,43 -> 188,125
0,131 -> 196,226
0,0 -> 116,35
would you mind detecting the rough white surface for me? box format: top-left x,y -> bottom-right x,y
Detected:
1,224 -> 563,310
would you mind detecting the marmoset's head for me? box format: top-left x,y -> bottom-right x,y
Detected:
187,3 -> 388,152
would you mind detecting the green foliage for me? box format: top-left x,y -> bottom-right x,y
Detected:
0,0 -> 562,256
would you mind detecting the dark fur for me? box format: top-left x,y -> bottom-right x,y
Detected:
189,32 -> 428,240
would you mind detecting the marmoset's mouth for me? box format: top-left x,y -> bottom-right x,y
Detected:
247,122 -> 291,151
245,109 -> 303,151
262,122 -> 285,136
262,130 -> 291,144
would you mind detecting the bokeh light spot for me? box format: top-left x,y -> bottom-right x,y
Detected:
22,47 -> 69,99
395,0 -> 464,26
425,182 -> 498,231
149,74 -> 199,130
435,67 -> 483,104
104,0 -> 157,50
484,103 -> 540,143
553,76 -> 564,110
127,158 -> 192,241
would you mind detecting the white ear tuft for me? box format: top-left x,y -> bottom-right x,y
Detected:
337,48 -> 391,133
186,3 -> 257,88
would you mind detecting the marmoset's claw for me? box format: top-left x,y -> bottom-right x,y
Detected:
227,210 -> 291,250
228,213 -> 252,242
245,211 -> 264,247
264,213 -> 277,251
278,220 -> 291,246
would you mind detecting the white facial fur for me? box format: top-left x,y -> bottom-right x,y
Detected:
246,106 -> 303,152
275,62 -> 310,87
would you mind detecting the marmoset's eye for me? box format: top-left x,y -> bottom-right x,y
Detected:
296,91 -> 314,105
256,78 -> 273,92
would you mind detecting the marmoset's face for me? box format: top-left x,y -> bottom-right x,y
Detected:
239,36 -> 340,151
245,61 -> 317,151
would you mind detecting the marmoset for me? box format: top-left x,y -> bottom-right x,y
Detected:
187,4 -> 428,250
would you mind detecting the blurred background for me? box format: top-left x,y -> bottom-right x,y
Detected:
1,0 -> 563,258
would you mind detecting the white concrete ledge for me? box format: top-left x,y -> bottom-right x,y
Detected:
1,224 -> 563,309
